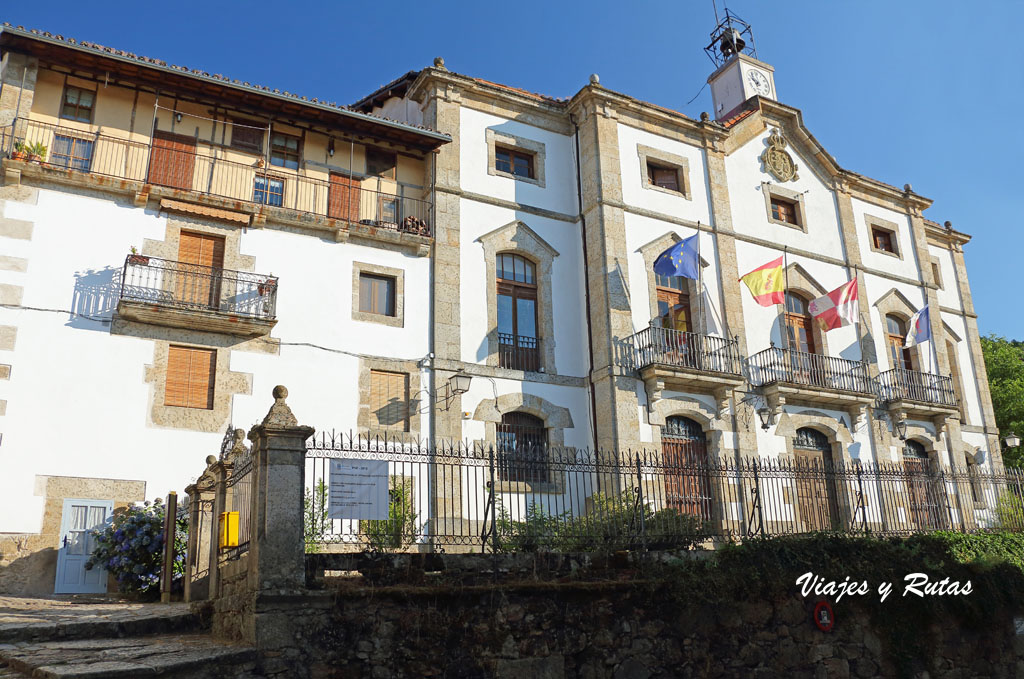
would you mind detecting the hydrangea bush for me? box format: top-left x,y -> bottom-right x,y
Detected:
85,497 -> 188,597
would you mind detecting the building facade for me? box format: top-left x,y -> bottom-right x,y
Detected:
0,23 -> 1004,592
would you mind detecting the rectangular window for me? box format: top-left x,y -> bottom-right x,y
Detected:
872,227 -> 896,254
369,370 -> 410,431
51,135 -> 94,171
771,197 -> 799,226
495,146 -> 534,179
230,122 -> 264,153
646,162 -> 681,192
61,85 -> 95,123
931,261 -> 943,289
269,132 -> 300,169
165,346 -> 216,410
359,273 -> 396,316
253,176 -> 284,207
366,148 -> 397,178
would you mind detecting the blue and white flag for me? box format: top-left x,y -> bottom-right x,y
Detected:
653,234 -> 700,279
905,306 -> 931,347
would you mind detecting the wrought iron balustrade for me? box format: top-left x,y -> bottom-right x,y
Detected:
120,254 -> 278,320
630,326 -> 743,375
879,368 -> 958,407
2,118 -> 432,236
498,333 -> 541,372
748,346 -> 876,395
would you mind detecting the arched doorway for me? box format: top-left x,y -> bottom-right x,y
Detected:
496,411 -> 547,483
902,439 -> 941,530
793,427 -> 840,531
662,416 -> 712,521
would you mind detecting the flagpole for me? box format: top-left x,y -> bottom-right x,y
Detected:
697,222 -> 705,337
783,246 -> 790,353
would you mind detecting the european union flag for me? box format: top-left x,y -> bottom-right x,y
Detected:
653,234 -> 700,279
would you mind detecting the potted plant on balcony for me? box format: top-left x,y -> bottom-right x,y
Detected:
25,142 -> 47,163
128,246 -> 149,266
9,142 -> 29,161
257,277 -> 278,296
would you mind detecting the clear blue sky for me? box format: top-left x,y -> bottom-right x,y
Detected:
5,1 -> 1022,338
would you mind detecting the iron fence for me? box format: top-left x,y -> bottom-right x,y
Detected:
222,453 -> 253,561
748,346 -> 876,395
630,326 -> 743,375
879,368 -> 958,408
2,118 -> 432,236
302,431 -> 1024,553
120,254 -> 278,320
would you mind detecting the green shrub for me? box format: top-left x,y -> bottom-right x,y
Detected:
363,483 -> 419,553
304,479 -> 331,554
995,491 -> 1024,531
85,497 -> 187,598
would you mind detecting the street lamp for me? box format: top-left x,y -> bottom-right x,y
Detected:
894,418 -> 908,442
757,406 -> 772,431
437,371 -> 472,411
1005,434 -> 1021,449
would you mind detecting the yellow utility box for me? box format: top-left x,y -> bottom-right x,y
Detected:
219,511 -> 239,549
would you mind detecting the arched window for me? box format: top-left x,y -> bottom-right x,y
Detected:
656,272 -> 692,333
903,439 -> 928,461
497,411 -> 547,483
663,416 -> 711,520
496,253 -> 539,371
784,292 -> 816,355
792,427 -> 839,530
886,315 -> 914,371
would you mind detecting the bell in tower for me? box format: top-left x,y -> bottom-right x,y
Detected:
704,9 -> 777,120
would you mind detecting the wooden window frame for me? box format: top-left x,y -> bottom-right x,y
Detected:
269,131 -> 301,170
230,121 -> 265,154
646,161 -> 682,194
60,85 -> 95,123
885,315 -> 914,371
359,273 -> 397,317
784,293 -> 818,355
872,227 -> 897,255
51,134 -> 94,171
368,369 -> 411,433
494,145 -> 535,180
762,183 -> 807,231
165,345 -> 216,410
496,253 -> 540,371
771,196 -> 800,227
366,148 -> 397,179
864,215 -> 903,259
253,175 -> 285,207
655,273 -> 693,333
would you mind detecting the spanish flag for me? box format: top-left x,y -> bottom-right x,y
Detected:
739,256 -> 785,306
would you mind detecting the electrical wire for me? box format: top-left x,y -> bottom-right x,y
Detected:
153,104 -> 269,129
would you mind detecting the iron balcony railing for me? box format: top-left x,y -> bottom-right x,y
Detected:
631,326 -> 743,375
498,333 -> 541,372
748,346 -> 876,395
120,254 -> 278,320
2,118 -> 432,237
879,368 -> 958,408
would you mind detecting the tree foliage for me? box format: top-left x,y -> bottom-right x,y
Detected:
980,334 -> 1024,467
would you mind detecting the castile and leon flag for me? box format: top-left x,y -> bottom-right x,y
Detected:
808,279 -> 859,332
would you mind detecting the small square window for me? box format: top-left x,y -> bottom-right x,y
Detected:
61,86 -> 95,123
495,146 -> 535,179
359,273 -> 396,317
52,135 -> 93,171
771,197 -> 800,226
872,227 -> 897,254
269,132 -> 300,169
254,176 -> 284,207
231,122 -> 264,153
366,148 -> 397,178
646,162 -> 681,192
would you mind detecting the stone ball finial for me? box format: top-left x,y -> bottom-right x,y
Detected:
273,385 -> 288,401
433,56 -> 446,70
944,220 -> 953,229
205,455 -> 217,466
700,111 -> 710,122
589,73 -> 600,85
903,183 -> 913,193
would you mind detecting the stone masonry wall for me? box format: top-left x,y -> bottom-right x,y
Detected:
222,566 -> 1022,679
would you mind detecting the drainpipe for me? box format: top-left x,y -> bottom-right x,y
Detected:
571,113 -> 600,455
428,150 -> 437,446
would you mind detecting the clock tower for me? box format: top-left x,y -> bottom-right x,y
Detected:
703,10 -> 777,120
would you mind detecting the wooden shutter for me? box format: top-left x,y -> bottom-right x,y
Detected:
369,370 -> 409,431
148,131 -> 196,190
166,346 -> 216,409
328,173 -> 360,222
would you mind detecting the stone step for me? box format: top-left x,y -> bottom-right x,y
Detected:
0,607 -> 201,645
0,634 -> 259,678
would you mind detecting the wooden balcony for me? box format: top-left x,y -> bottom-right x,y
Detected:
116,254 -> 278,336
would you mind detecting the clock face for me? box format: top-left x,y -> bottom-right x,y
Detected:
747,69 -> 772,97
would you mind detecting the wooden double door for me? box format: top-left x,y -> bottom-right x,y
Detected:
175,231 -> 225,310
662,417 -> 712,521
148,131 -> 196,191
793,428 -> 841,531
